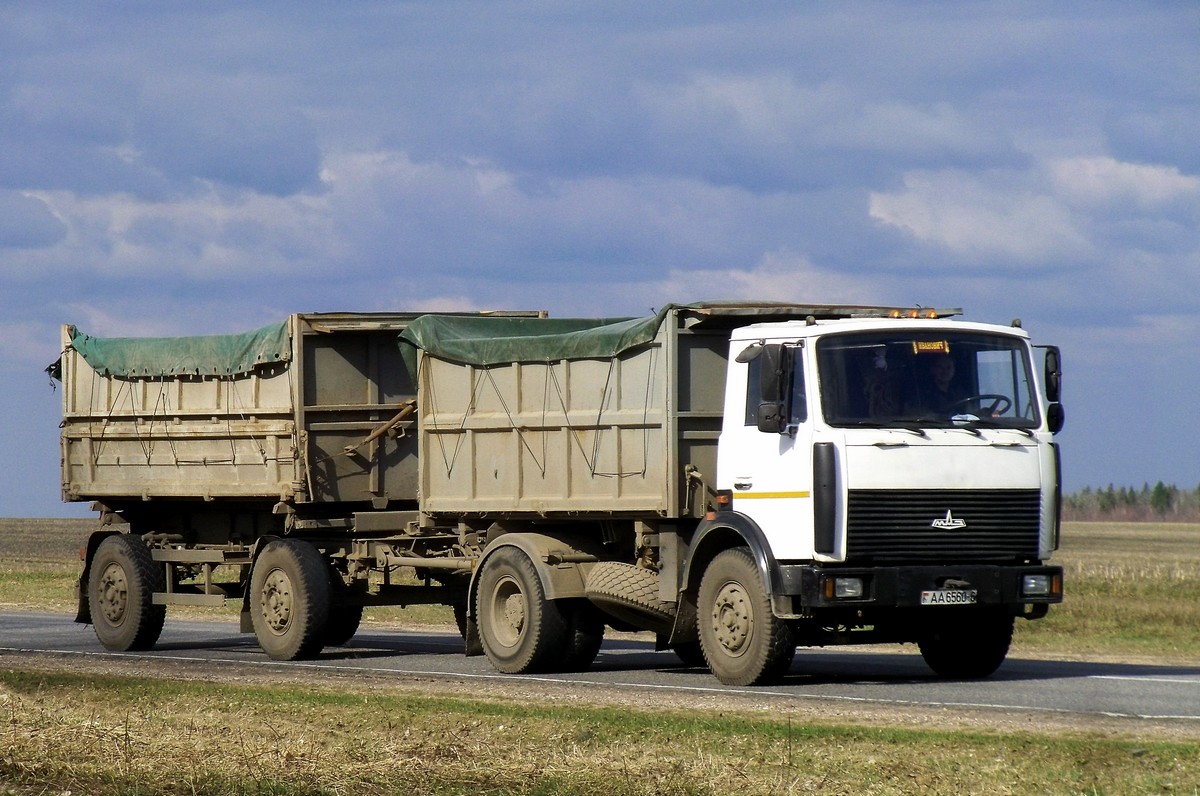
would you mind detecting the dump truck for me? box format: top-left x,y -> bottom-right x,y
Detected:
54,302 -> 1064,685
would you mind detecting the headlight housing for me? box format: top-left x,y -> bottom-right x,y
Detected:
1021,573 -> 1052,597
833,576 -> 865,599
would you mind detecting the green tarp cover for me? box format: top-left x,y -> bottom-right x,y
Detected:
398,312 -> 665,367
396,301 -> 872,368
68,321 -> 291,378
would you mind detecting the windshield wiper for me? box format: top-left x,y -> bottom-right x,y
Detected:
958,417 -> 1036,437
838,419 -> 928,438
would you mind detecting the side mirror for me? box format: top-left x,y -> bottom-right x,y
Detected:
1043,346 -> 1062,403
755,344 -> 790,434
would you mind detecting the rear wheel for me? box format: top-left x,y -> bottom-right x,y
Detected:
560,600 -> 605,672
476,547 -> 567,673
918,610 -> 1013,679
323,568 -> 363,647
87,534 -> 166,652
250,540 -> 331,661
323,603 -> 363,647
697,548 -> 794,686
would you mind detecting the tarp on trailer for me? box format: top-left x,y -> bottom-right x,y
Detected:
398,312 -> 662,367
64,321 -> 291,378
397,301 -> 954,369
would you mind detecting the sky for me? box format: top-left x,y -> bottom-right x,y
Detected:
3,2 -> 1198,517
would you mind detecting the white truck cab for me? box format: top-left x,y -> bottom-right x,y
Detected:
694,309 -> 1063,682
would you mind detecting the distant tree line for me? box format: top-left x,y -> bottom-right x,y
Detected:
1063,482 -> 1200,522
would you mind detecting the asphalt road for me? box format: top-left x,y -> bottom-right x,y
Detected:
3,611 -> 1199,725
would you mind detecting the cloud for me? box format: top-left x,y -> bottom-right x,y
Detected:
20,183 -> 340,280
0,191 -> 66,249
868,155 -> 1200,268
649,250 -> 885,307
868,168 -> 1091,263
1048,156 -> 1200,209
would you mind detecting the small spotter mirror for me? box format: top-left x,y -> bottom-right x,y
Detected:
736,342 -> 764,363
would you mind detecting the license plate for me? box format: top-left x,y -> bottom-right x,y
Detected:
921,589 -> 977,606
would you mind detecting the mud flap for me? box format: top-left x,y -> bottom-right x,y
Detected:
74,572 -> 91,624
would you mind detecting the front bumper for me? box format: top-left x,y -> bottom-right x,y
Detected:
776,563 -> 1064,611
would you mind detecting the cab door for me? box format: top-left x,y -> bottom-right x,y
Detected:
716,341 -> 814,560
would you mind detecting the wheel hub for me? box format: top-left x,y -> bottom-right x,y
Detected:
503,594 -> 526,633
710,581 -> 751,656
490,575 -> 526,648
260,568 -> 293,635
97,562 -> 129,625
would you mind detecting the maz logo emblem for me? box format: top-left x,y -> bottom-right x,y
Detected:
931,510 -> 967,530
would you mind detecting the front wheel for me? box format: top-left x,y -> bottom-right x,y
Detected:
918,610 -> 1013,679
87,534 -> 166,651
476,547 -> 567,674
697,548 -> 794,686
250,540 -> 331,661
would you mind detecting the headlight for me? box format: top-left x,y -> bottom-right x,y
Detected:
1021,574 -> 1051,597
834,577 -> 865,599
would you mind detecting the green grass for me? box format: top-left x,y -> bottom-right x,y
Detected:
0,668 -> 1196,795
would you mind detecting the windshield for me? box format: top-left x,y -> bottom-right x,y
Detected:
816,331 -> 1038,430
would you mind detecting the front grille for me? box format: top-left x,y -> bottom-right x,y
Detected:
845,489 -> 1041,562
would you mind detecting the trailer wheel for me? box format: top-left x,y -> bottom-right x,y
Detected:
476,546 -> 568,673
918,610 -> 1013,679
697,548 -> 794,686
584,561 -> 676,634
250,540 -> 331,661
87,534 -> 166,652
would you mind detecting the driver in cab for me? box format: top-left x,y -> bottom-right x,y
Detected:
908,353 -> 963,417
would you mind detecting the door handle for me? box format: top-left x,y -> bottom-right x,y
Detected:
733,480 -> 753,491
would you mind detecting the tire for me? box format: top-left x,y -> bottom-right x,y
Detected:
250,540 -> 331,661
697,548 -> 795,686
323,568 -> 363,647
560,600 -> 605,672
476,546 -> 568,674
918,610 -> 1014,679
323,603 -> 363,647
87,534 -> 166,652
671,641 -> 706,668
584,561 -> 676,634
454,602 -> 485,656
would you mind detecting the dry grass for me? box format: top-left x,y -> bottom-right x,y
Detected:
0,666 -> 1196,796
1012,522 -> 1200,661
3,519 -> 1200,794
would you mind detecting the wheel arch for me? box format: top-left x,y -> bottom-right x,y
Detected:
678,512 -> 783,600
466,530 -> 604,620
